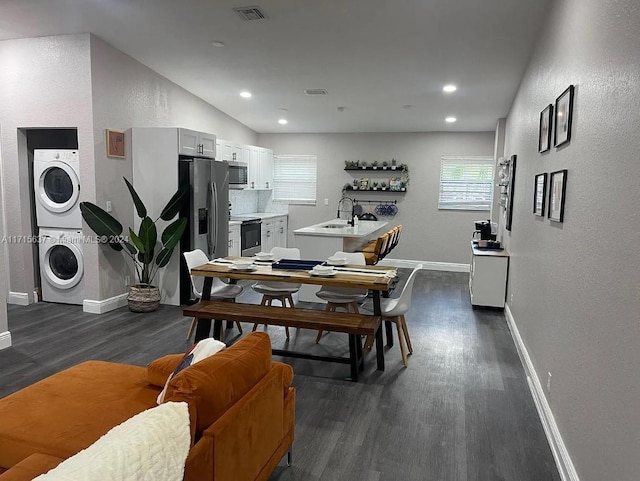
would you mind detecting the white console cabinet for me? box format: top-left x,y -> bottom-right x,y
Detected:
469,244 -> 509,308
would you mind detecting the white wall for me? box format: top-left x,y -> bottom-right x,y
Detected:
502,0 -> 640,479
0,35 -> 95,301
258,132 -> 494,265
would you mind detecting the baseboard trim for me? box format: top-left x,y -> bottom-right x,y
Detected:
504,304 -> 579,481
8,292 -> 30,306
83,293 -> 129,314
0,331 -> 12,350
378,258 -> 470,272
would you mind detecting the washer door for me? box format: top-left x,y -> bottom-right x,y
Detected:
43,242 -> 84,289
36,161 -> 80,214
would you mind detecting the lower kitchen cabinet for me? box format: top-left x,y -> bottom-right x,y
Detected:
275,216 -> 287,248
261,219 -> 275,253
229,224 -> 240,257
469,244 -> 509,308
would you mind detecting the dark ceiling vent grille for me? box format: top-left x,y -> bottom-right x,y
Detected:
233,6 -> 267,21
304,89 -> 328,96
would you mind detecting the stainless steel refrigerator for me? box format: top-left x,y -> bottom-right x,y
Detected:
179,157 -> 229,304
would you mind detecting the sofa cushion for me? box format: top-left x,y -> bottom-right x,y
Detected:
162,332 -> 272,440
157,339 -> 226,403
0,361 -> 160,470
33,402 -> 190,481
0,454 -> 63,481
147,354 -> 184,387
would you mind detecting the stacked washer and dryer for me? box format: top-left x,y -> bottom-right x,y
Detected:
33,150 -> 86,305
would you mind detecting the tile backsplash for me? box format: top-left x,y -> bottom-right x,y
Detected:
229,189 -> 289,215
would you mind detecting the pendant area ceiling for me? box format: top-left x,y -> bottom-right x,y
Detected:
0,0 -> 551,133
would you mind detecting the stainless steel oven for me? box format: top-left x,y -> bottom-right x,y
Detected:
240,218 -> 261,256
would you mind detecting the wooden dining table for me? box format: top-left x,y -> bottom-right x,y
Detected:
188,257 -> 398,374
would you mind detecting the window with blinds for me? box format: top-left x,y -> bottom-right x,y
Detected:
438,156 -> 494,210
273,155 -> 317,204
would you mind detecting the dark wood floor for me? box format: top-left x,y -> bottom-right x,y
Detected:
0,270 -> 560,481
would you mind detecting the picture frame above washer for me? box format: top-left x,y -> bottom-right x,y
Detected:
106,129 -> 125,159
548,169 -> 568,222
554,85 -> 575,148
538,104 -> 553,153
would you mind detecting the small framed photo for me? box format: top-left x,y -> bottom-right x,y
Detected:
505,155 -> 517,231
106,129 -> 125,158
533,173 -> 547,216
538,104 -> 553,153
548,169 -> 567,222
554,86 -> 574,147
359,177 -> 369,190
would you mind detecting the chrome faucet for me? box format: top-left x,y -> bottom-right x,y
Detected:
337,195 -> 355,226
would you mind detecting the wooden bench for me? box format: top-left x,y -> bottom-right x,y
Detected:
184,301 -> 384,382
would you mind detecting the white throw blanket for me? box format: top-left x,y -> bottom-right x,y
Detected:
34,402 -> 191,481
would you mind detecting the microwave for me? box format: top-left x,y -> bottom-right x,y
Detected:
228,160 -> 248,189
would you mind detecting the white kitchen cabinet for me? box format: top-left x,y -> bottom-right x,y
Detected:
228,224 -> 241,257
258,147 -> 274,189
469,244 -> 509,308
275,216 -> 287,248
179,128 -> 216,157
247,145 -> 260,189
261,219 -> 275,252
216,139 -> 233,161
231,144 -> 243,162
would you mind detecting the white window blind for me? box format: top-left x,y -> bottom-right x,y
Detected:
273,155 -> 317,204
438,156 -> 494,210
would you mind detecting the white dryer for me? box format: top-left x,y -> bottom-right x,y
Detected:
33,149 -> 82,228
39,228 -> 85,305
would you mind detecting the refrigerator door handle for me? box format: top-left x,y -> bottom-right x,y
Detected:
206,182 -> 213,255
211,181 -> 218,255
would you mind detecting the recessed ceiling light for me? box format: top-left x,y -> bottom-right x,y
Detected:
445,117 -> 457,123
211,40 -> 225,48
240,91 -> 252,98
443,84 -> 457,93
278,118 -> 288,125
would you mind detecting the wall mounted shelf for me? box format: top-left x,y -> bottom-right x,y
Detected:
344,166 -> 407,172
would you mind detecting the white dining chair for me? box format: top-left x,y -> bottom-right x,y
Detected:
315,251 -> 368,343
251,246 -> 302,340
183,249 -> 244,341
362,264 -> 423,367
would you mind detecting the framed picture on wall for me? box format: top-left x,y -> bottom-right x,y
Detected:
533,173 -> 547,216
538,104 -> 553,153
554,85 -> 575,148
505,154 -> 517,231
548,169 -> 568,222
106,129 -> 125,158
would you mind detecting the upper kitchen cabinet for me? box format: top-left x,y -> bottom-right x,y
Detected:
178,128 -> 216,158
245,145 -> 273,190
216,139 -> 245,162
258,147 -> 274,190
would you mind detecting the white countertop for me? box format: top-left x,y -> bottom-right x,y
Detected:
293,219 -> 388,238
228,212 -> 287,226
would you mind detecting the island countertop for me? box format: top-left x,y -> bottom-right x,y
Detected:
293,219 -> 388,238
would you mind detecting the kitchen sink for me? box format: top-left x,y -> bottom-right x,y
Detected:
322,224 -> 347,229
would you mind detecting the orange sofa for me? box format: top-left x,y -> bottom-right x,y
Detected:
0,332 -> 295,481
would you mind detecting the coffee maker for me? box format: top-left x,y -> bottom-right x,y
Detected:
473,220 -> 501,248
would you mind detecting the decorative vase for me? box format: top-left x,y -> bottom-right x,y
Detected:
127,284 -> 161,312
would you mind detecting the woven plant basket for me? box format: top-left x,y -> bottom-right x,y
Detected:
128,285 -> 161,313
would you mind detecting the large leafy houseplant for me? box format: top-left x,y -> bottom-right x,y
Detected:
79,177 -> 188,288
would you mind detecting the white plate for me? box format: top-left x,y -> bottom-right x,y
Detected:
326,259 -> 348,266
309,269 -> 337,277
230,265 -> 256,271
254,255 -> 275,261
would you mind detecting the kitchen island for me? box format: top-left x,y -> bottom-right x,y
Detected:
293,219 -> 389,302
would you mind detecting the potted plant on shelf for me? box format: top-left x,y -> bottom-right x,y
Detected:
361,161 -> 368,169
381,181 -> 387,191
352,179 -> 359,190
372,181 -> 379,190
80,177 -> 188,313
372,160 -> 378,170
382,160 -> 388,170
391,158 -> 397,170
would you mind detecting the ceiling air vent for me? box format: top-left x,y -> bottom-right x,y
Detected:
233,6 -> 267,21
304,89 -> 328,96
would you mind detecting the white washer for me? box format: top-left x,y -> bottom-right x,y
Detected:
39,228 -> 85,305
33,149 -> 81,228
